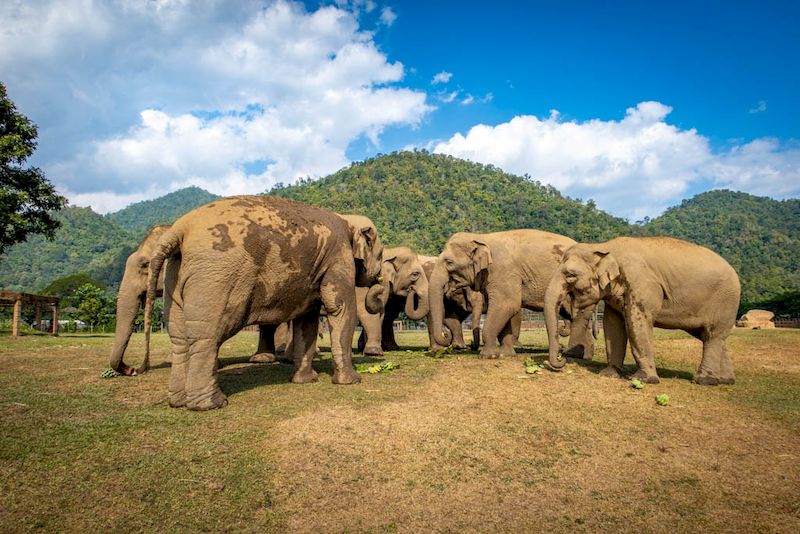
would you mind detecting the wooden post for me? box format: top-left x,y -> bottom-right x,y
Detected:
51,303 -> 59,335
35,304 -> 42,331
12,297 -> 22,337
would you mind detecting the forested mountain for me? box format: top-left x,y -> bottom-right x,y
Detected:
0,152 -> 796,314
271,150 -> 631,253
0,207 -> 136,291
643,190 -> 800,308
106,186 -> 219,236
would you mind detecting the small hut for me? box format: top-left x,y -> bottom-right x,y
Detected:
0,291 -> 60,336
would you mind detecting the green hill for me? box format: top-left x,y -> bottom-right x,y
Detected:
0,207 -> 136,292
643,190 -> 800,308
270,150 -> 631,253
106,186 -> 219,236
0,152 -> 797,314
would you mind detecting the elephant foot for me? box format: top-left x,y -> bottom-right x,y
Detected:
563,344 -> 588,360
479,348 -> 501,359
469,341 -> 479,351
249,352 -> 277,364
499,346 -> 517,357
276,353 -> 294,364
694,373 -> 734,386
631,369 -> 660,384
169,391 -> 187,408
598,365 -> 624,379
383,341 -> 400,351
291,368 -> 319,384
452,343 -> 468,351
187,389 -> 228,411
363,344 -> 384,357
332,367 -> 362,385
428,344 -> 447,352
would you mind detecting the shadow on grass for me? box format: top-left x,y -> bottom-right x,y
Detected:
525,354 -> 696,382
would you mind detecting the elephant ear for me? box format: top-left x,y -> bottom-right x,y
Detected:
470,240 -> 492,277
552,243 -> 569,260
352,225 -> 377,261
593,250 -> 620,290
381,253 -> 399,288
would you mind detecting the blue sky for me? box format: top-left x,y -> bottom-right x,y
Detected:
2,0 -> 798,220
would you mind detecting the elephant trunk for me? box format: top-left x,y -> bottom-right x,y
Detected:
428,261 -> 452,347
404,272 -> 430,321
109,285 -> 142,376
545,275 -> 568,370
365,281 -> 389,315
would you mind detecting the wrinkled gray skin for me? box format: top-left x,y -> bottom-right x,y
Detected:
142,196 -> 384,410
110,225 -> 278,374
545,237 -> 740,384
430,230 -> 594,359
356,247 -> 431,356
109,225 -> 171,376
250,323 -> 292,363
420,255 -> 484,351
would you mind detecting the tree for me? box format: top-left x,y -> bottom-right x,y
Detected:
0,81 -> 67,255
74,283 -> 112,332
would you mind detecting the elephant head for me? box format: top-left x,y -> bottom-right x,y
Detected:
109,225 -> 170,376
545,244 -> 620,369
429,235 -> 492,347
364,247 -> 430,320
339,214 -> 384,288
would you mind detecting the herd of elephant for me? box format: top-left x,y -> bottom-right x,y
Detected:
109,195 -> 741,411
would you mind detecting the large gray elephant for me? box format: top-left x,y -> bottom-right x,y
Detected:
142,196 -> 384,410
429,230 -> 594,359
545,237 -> 740,385
109,224 -> 170,376
109,225 -> 278,375
356,247 -> 431,355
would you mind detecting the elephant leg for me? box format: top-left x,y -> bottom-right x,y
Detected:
166,293 -> 189,408
321,272 -> 360,385
381,300 -> 401,351
599,306 -> 627,379
357,288 -> 384,357
480,302 -> 517,359
695,329 -> 735,385
426,315 -> 447,352
498,312 -> 518,357
564,306 -> 595,360
445,316 -> 467,350
511,312 -> 521,347
291,311 -> 321,384
625,305 -> 659,384
250,324 -> 278,363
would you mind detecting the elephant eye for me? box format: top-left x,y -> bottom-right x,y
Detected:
410,271 -> 420,281
445,259 -> 454,270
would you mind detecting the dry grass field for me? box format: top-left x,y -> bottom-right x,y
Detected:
1,327 -> 798,533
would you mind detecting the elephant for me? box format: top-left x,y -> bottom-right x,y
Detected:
544,237 -> 740,385
355,247 -> 431,356
109,224 -> 171,376
419,255 -> 484,351
109,224 -> 279,375
141,196 -> 384,410
429,230 -> 594,359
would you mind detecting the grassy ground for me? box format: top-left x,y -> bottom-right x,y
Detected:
1,327 -> 798,533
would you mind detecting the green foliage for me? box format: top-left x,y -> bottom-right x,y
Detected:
642,190 -> 800,307
270,150 -> 631,254
41,273 -> 106,300
0,206 -> 136,291
631,378 -> 645,389
655,394 -> 670,406
0,82 -> 67,255
106,186 -> 219,236
74,283 -> 114,330
355,361 -> 399,374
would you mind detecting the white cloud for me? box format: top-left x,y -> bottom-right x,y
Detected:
748,100 -> 767,114
433,102 -> 800,220
0,0 -> 431,213
461,94 -> 475,105
432,71 -> 452,85
437,91 -> 459,103
380,6 -> 397,26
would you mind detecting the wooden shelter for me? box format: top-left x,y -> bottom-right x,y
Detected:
0,291 -> 60,336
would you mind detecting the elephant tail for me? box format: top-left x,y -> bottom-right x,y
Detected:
140,228 -> 182,374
